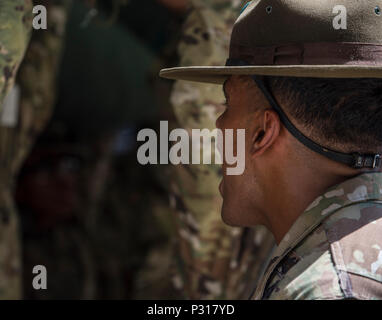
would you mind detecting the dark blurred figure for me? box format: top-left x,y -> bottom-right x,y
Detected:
17,146 -> 82,230
16,138 -> 93,299
16,0 -> 187,299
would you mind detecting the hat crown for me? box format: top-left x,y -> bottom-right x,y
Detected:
159,0 -> 382,84
231,0 -> 382,48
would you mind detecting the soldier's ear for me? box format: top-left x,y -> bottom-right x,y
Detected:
250,109 -> 280,157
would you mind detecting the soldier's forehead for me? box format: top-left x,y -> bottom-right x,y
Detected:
223,75 -> 250,96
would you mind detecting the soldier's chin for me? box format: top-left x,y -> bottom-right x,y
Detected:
221,203 -> 242,227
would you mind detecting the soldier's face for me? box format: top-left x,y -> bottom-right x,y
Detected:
216,75 -> 274,227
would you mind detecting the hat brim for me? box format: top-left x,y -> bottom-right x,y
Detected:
160,65 -> 382,84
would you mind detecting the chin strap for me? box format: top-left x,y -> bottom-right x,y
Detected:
225,58 -> 382,169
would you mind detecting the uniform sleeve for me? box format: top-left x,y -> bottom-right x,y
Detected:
268,250 -> 346,300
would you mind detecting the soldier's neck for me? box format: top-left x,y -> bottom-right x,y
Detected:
265,161 -> 358,245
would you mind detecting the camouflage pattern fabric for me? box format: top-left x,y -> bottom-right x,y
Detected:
8,0 -> 71,175
0,0 -> 32,108
169,0 -> 275,300
0,0 -> 70,299
0,0 -> 33,300
252,173 -> 382,300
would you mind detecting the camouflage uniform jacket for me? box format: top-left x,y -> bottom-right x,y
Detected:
252,172 -> 382,300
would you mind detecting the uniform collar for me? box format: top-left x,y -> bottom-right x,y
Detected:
252,172 -> 382,299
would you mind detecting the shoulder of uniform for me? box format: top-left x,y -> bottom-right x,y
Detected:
321,201 -> 382,299
269,201 -> 382,299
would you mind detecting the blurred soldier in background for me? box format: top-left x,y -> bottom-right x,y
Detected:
168,0 -> 276,299
18,0 -> 130,299
0,0 -> 33,300
0,0 -> 71,299
17,0 -> 184,299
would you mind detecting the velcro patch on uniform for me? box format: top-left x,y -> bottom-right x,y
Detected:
1,85 -> 20,128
